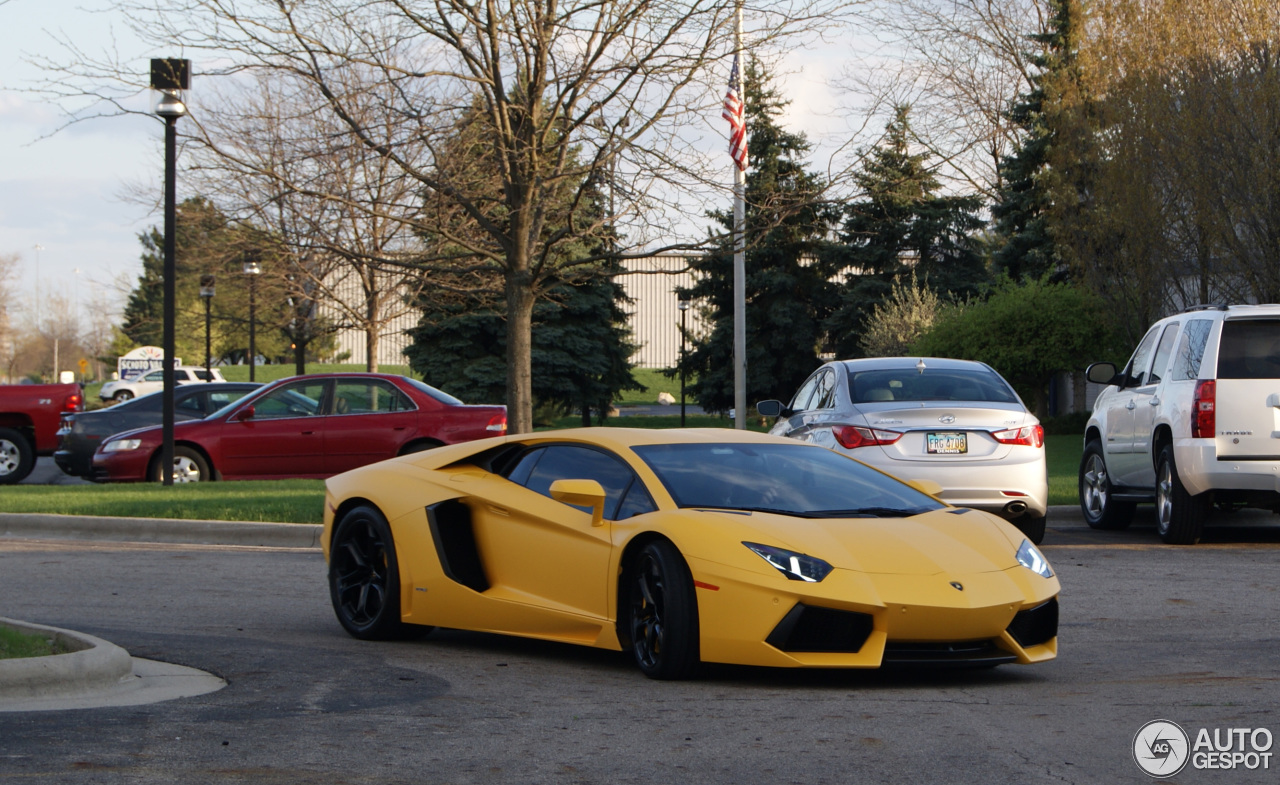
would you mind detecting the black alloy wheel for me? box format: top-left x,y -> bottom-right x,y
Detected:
627,540 -> 699,680
329,505 -> 430,640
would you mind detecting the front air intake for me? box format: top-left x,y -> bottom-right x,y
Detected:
1006,598 -> 1058,648
766,605 -> 873,653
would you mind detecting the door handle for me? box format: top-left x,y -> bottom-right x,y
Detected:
1126,400 -> 1136,410
486,504 -> 510,516
301,430 -> 315,435
1149,396 -> 1160,406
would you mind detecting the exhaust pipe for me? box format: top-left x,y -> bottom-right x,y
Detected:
1003,500 -> 1028,517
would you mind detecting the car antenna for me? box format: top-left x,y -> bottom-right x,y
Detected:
916,358 -> 927,375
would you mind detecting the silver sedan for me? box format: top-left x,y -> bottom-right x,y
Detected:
758,357 -> 1048,543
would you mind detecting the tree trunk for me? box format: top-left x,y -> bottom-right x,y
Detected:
294,337 -> 307,376
365,291 -> 380,373
506,271 -> 535,434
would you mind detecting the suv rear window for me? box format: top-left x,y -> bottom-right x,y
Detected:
1217,320 -> 1280,379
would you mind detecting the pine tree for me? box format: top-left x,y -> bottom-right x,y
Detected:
681,58 -> 840,414
990,0 -> 1082,281
826,106 -> 986,359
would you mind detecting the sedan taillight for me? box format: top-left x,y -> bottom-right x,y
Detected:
1191,379 -> 1215,438
992,424 -> 1044,448
833,425 -> 902,449
485,414 -> 507,433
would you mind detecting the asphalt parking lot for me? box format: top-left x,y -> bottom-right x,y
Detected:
1,508 -> 1278,784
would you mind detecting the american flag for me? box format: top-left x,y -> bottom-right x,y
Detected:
722,53 -> 747,171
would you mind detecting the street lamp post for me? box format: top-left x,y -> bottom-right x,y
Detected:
243,256 -> 262,381
678,293 -> 690,428
199,274 -> 215,380
151,58 -> 190,487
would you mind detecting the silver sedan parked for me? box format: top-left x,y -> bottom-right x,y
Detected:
758,357 -> 1049,543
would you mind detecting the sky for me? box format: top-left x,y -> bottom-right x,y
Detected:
0,1 -> 853,328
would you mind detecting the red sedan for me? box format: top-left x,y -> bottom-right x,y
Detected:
91,373 -> 507,482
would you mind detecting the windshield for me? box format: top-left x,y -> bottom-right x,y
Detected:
632,442 -> 946,518
846,366 -> 1019,405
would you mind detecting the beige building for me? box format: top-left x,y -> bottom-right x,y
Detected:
323,253 -> 708,370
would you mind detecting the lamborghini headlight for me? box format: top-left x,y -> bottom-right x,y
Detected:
1016,539 -> 1053,578
743,542 -> 833,583
102,438 -> 143,452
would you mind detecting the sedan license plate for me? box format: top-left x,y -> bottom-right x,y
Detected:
927,432 -> 967,454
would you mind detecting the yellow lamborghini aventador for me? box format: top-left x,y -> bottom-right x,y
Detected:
323,428 -> 1059,679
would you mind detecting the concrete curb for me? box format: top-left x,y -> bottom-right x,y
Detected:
0,512 -> 321,549
0,617 -> 133,700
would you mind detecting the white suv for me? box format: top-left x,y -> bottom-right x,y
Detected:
1080,304 -> 1280,543
99,367 -> 226,403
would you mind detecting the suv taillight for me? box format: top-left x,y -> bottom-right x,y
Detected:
833,425 -> 902,449
992,424 -> 1044,448
1192,379 -> 1215,438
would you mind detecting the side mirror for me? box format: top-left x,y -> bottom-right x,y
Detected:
550,479 -> 607,527
234,405 -> 255,422
756,400 -> 792,418
906,478 -> 944,497
1085,362 -> 1119,386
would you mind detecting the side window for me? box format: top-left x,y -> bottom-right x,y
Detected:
1172,320 -> 1213,381
811,371 -> 836,410
520,445 -> 640,521
616,480 -> 658,519
332,379 -> 415,415
142,370 -> 165,383
504,447 -> 545,487
176,394 -> 205,414
253,381 -> 328,420
207,389 -> 254,414
789,373 -> 822,412
1148,323 -> 1181,385
1124,327 -> 1162,388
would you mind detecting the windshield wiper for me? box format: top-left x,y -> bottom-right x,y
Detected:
808,507 -> 925,518
693,506 -> 820,518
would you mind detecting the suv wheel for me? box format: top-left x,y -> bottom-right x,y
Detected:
1155,444 -> 1210,544
1079,439 -> 1135,530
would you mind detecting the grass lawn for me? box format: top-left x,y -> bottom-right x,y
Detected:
0,625 -> 71,660
1045,434 -> 1083,507
1,480 -> 325,524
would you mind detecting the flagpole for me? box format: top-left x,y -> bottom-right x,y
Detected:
732,3 -> 746,430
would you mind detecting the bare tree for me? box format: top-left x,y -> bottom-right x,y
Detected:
0,253 -> 18,383
848,0 -> 1049,198
40,0 -> 859,432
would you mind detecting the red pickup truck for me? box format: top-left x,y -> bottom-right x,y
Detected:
0,383 -> 85,484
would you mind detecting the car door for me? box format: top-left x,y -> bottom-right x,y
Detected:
1127,322 -> 1181,486
770,369 -> 830,441
1107,326 -> 1161,484
323,378 -> 420,474
218,380 -> 331,478
465,444 -> 631,620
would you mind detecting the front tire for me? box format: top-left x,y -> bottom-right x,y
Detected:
626,540 -> 700,680
329,505 -> 430,640
150,446 -> 211,483
1156,444 -> 1210,544
0,428 -> 35,485
1079,439 -> 1134,530
113,390 -> 134,403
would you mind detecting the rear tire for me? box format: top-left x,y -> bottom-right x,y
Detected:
1156,444 -> 1210,545
1079,439 -> 1134,530
113,390 -> 134,403
0,428 -> 35,485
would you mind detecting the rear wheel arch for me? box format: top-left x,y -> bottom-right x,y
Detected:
1151,424 -> 1174,474
398,438 -> 444,456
